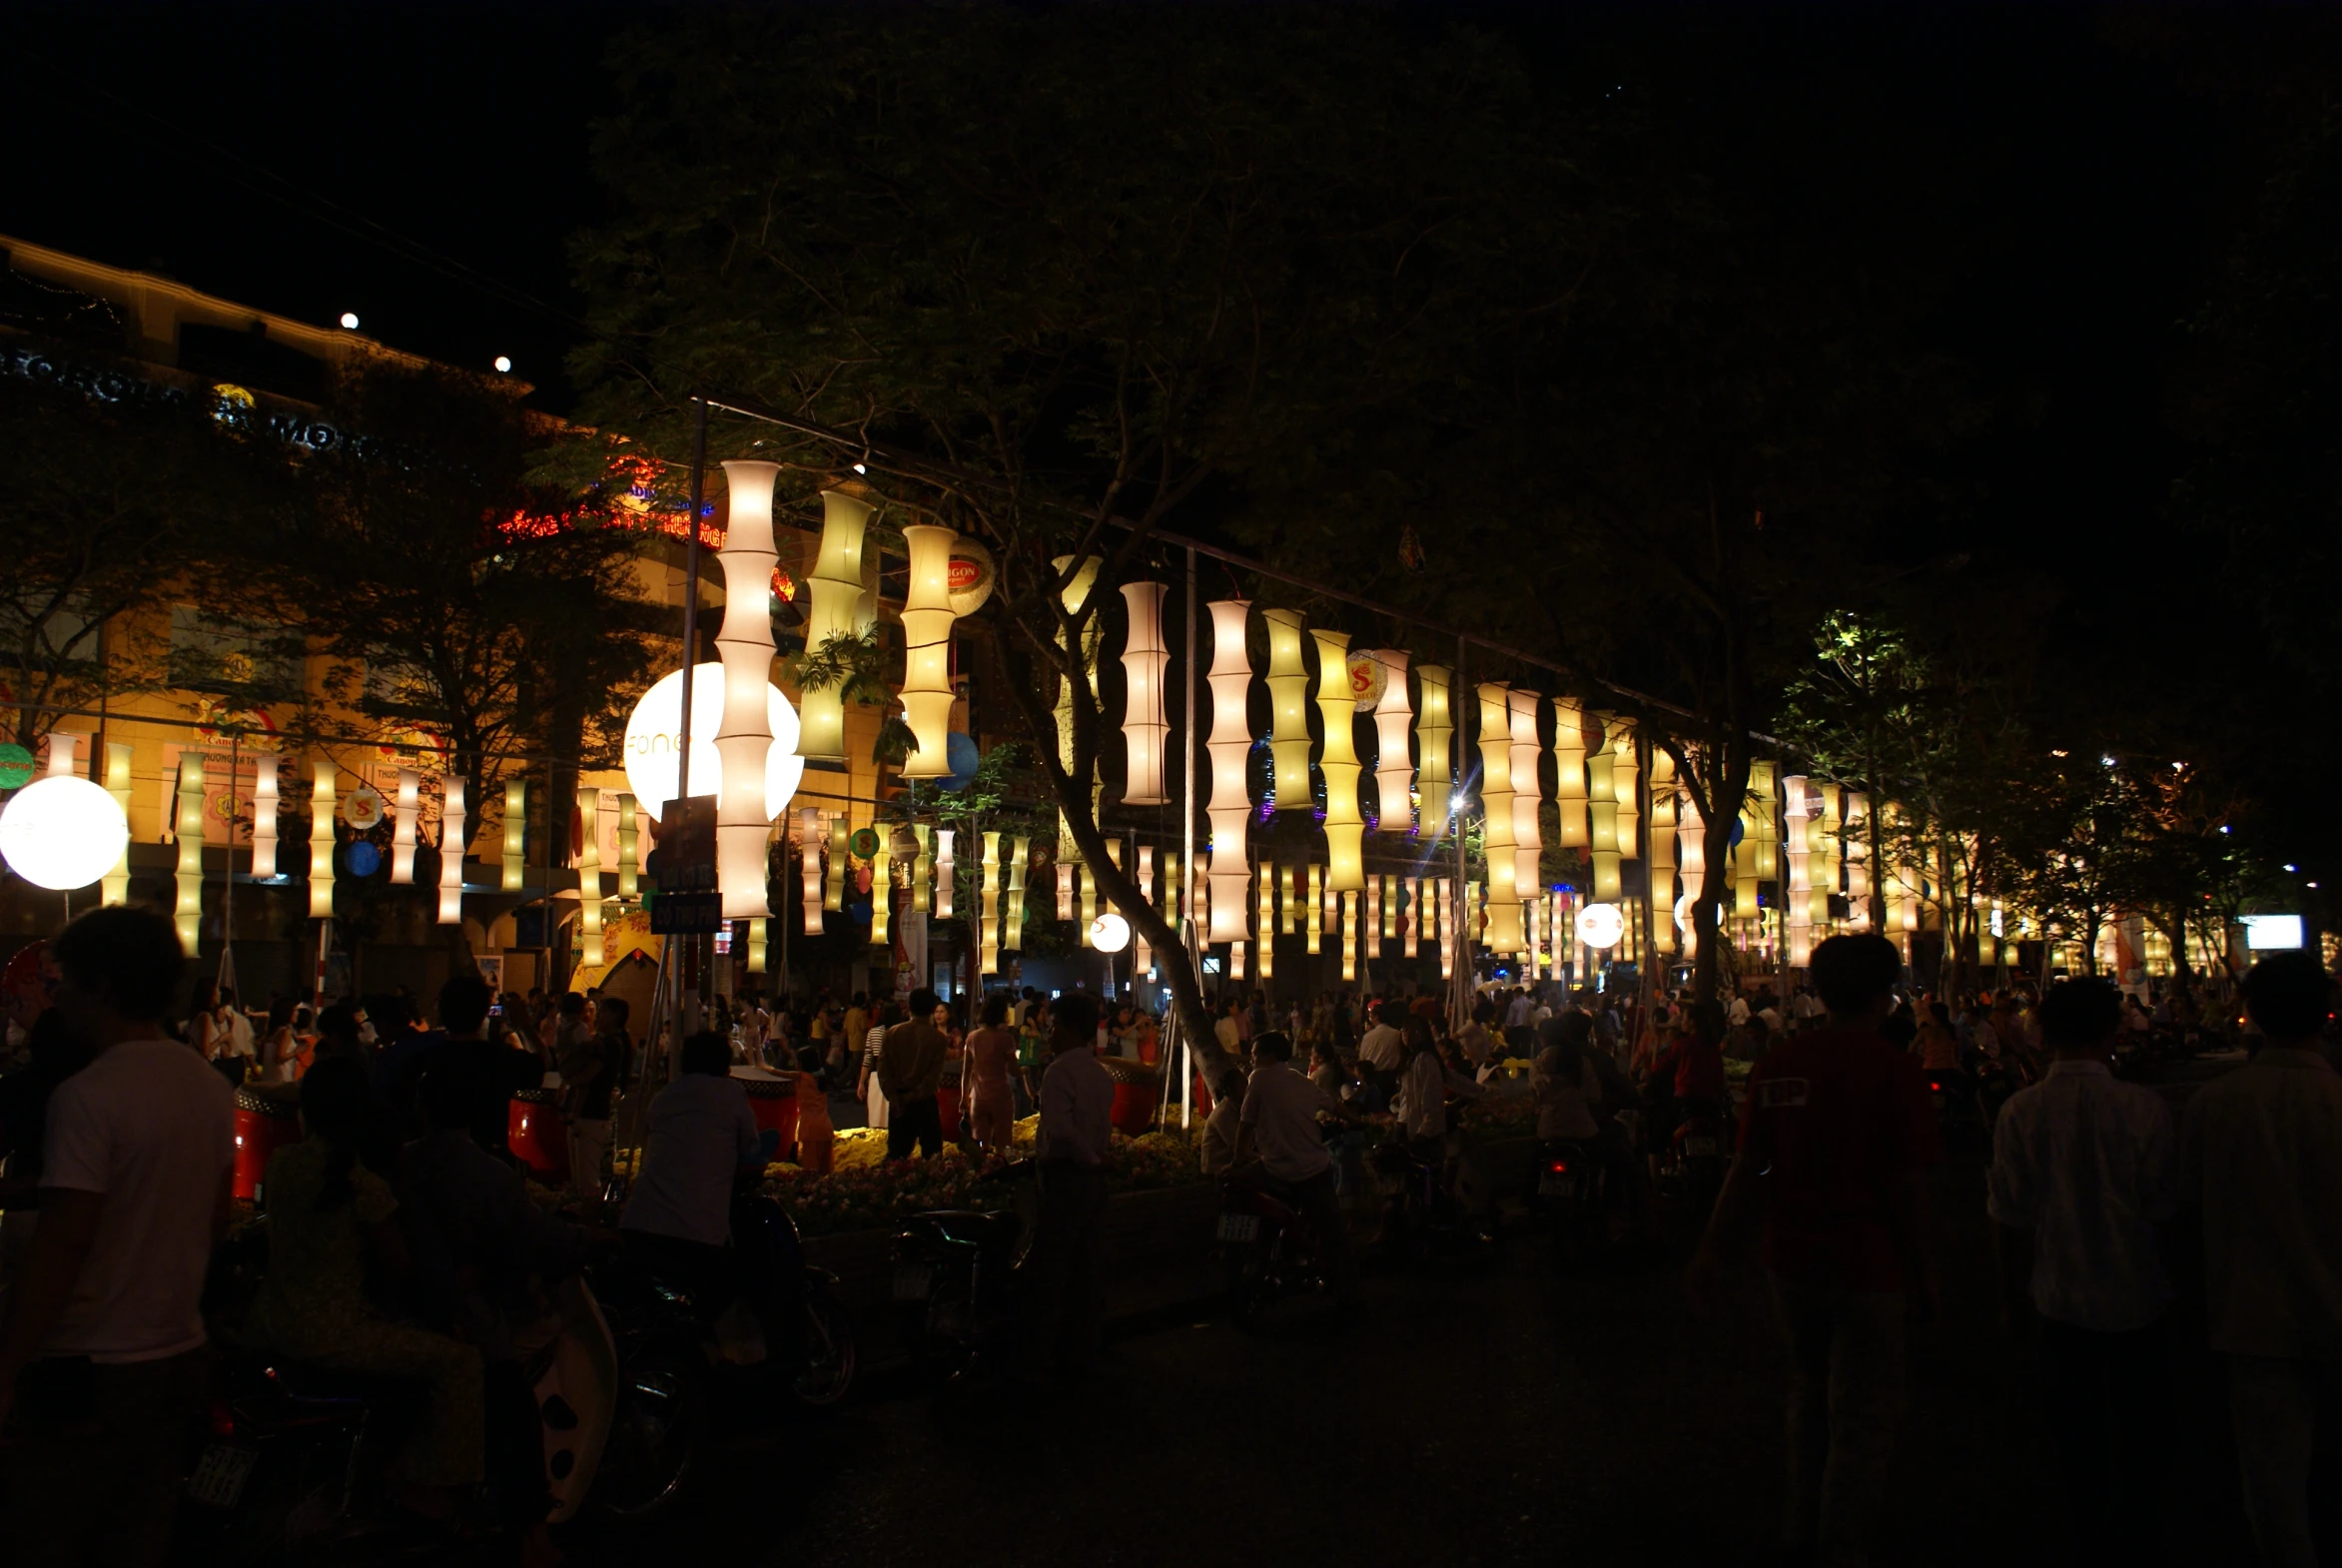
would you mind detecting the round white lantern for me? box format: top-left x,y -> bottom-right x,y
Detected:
0,775 -> 131,891
623,663 -> 804,821
1578,900 -> 1626,951
1090,912 -> 1132,954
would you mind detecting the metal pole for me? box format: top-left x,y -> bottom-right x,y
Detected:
677,395 -> 709,1035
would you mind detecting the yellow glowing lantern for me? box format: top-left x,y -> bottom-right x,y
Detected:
1306,864 -> 1323,955
436,777 -> 465,925
1612,723 -> 1640,863
502,778 -> 526,893
1280,863 -> 1297,936
1256,858 -> 1274,978
1132,845 -> 1154,973
800,485 -> 875,766
1370,649 -> 1414,836
1553,698 -> 1589,849
1262,608 -> 1312,815
1118,580 -> 1171,805
1844,791 -> 1870,930
1416,663 -> 1454,837
1081,864 -> 1098,946
800,807 -> 824,934
1508,687 -> 1542,909
935,828 -> 955,920
911,823 -> 933,915
1784,774 -> 1813,969
1587,720 -> 1621,904
871,844 -> 892,946
1051,553 -> 1104,862
1006,835 -> 1029,951
1204,599 -> 1255,944
246,752 -> 277,887
577,785 -> 604,966
313,760 -> 341,917
1752,761 -> 1779,882
824,817 -> 848,913
391,768 -> 420,884
1648,751 -> 1678,954
980,831 -> 1001,973
746,917 -> 767,974
899,523 -> 962,779
1363,875 -> 1381,956
1477,682 -> 1523,953
617,791 -> 640,900
1340,890 -> 1358,982
1313,629 -> 1364,891
1436,876 -> 1454,979
175,752 -> 205,950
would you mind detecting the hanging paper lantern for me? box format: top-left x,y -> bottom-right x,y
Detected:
390,769 -> 420,884
797,808 -> 823,935
436,777 -> 465,924
168,754 -> 203,950
617,792 -> 640,900
1476,682 -> 1523,953
1340,890 -> 1359,983
1204,599 -> 1255,945
1369,649 -> 1413,837
1091,911 -> 1131,953
1784,774 -> 1813,968
0,771 -> 128,893
1814,785 -> 1841,931
946,536 -> 997,617
1051,552 -> 1104,863
313,761 -> 341,916
1306,864 -> 1323,955
1256,857 -> 1275,979
1057,861 -> 1076,922
1314,629 -> 1363,891
980,831 -> 1002,974
1118,580 -> 1171,805
1364,875 -> 1381,957
1416,664 -> 1453,837
911,824 -> 933,915
1844,791 -> 1870,930
1080,864 -> 1098,947
576,785 -> 605,965
1612,723 -> 1641,863
870,844 -> 892,946
1752,761 -> 1780,882
1648,750 -> 1678,954
1407,876 -> 1424,958
1006,835 -> 1030,952
899,523 -> 962,779
715,461 -> 789,919
935,827 -> 955,920
823,817 -> 848,913
1437,875 -> 1455,979
1261,608 -> 1313,815
800,486 -> 875,766
1507,688 -> 1542,908
1553,698 -> 1589,849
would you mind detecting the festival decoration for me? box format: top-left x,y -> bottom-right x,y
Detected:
870,842 -> 892,946
899,523 -> 961,779
617,793 -> 640,900
1091,911 -> 1131,954
1415,663 -> 1454,838
717,463 -> 787,914
1370,650 -> 1413,835
1006,835 -> 1029,952
1262,608 -> 1312,813
170,754 -> 204,950
313,761 -> 341,916
1612,722 -> 1641,862
1477,682 -> 1523,952
1508,687 -> 1542,907
0,774 -> 128,894
623,665 -> 803,827
391,769 -> 420,884
981,831 -> 1002,974
1204,600 -> 1255,944
1256,858 -> 1275,979
1649,750 -> 1678,954
1553,697 -> 1589,848
1785,774 -> 1813,968
1306,864 -> 1323,955
102,742 -> 134,906
1119,580 -> 1171,805
502,779 -> 526,893
800,485 -> 875,766
1437,875 -> 1455,979
824,817 -> 848,913
935,828 -> 955,920
1340,890 -> 1358,982
1313,629 -> 1364,890
1578,900 -> 1625,951
577,785 -> 605,965
436,777 -> 465,924
946,536 -> 997,617
1587,717 -> 1621,904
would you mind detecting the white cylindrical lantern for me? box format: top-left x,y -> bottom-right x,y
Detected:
1204,599 -> 1254,944
1314,629 -> 1363,891
1416,664 -> 1453,837
981,831 -> 1002,974
801,485 -> 875,766
577,785 -> 605,965
1477,682 -> 1522,953
175,753 -> 205,951
1508,687 -> 1542,909
800,808 -> 824,935
617,792 -> 639,899
436,776 -> 465,924
251,754 -> 280,881
1553,698 -> 1588,849
899,522 -> 961,778
1118,580 -> 1171,805
1262,608 -> 1312,815
502,779 -> 526,893
1370,649 -> 1413,836
935,828 -> 955,920
1057,861 -> 1076,922
311,760 -> 339,917
1612,723 -> 1641,862
870,846 -> 892,947
1306,864 -> 1323,955
716,460 -> 784,917
391,768 -> 420,884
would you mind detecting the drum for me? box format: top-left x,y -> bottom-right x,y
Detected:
509,1088 -> 570,1183
730,1067 -> 799,1164
231,1088 -> 302,1201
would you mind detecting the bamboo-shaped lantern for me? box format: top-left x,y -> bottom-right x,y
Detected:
1554,697 -> 1589,848
1262,609 -> 1313,815
1314,630 -> 1363,891
1416,664 -> 1453,837
935,828 -> 955,920
899,523 -> 961,778
715,461 -> 782,917
1204,600 -> 1254,943
391,769 -> 420,883
1478,682 -> 1523,953
1648,750 -> 1678,954
1784,774 -> 1814,968
1371,649 -> 1413,837
249,754 -> 279,884
313,760 -> 341,917
577,786 -> 604,965
174,753 -> 205,950
436,776 -> 464,925
1508,687 -> 1543,908
800,485 -> 875,766
617,792 -> 640,899
1119,581 -> 1171,805
800,808 -> 824,935
502,779 -> 526,893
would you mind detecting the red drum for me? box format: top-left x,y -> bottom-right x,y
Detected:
232,1089 -> 303,1201
730,1068 -> 799,1164
509,1089 -> 569,1183
1098,1057 -> 1164,1138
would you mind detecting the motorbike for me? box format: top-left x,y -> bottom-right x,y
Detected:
891,1159 -> 1036,1380
1665,1109 -> 1729,1226
1368,1134 -> 1498,1270
1528,1137 -> 1606,1266
1921,1066 -> 1987,1156
589,1174 -> 858,1519
1218,1166 -> 1334,1326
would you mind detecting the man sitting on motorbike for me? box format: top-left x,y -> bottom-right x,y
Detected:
1231,1031 -> 1363,1311
617,1029 -> 768,1330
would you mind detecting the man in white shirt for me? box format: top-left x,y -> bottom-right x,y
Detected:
1394,1035 -> 1447,1149
1022,994 -> 1115,1378
0,908 -> 234,1568
1987,978 -> 2177,1564
219,984 -> 257,1063
1235,1031 -> 1361,1307
1728,993 -> 1752,1029
1213,999 -> 1244,1061
1356,1002 -> 1405,1084
620,1028 -> 767,1336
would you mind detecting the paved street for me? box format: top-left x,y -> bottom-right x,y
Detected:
562,1159 -> 2287,1568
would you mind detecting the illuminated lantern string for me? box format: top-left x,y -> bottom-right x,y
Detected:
1314,629 -> 1363,891
935,828 -> 955,920
1416,664 -> 1453,837
436,776 -> 465,925
746,918 -> 767,974
1306,864 -> 1323,955
577,785 -> 604,966
715,461 -> 783,917
1402,877 -> 1420,958
800,485 -> 875,766
617,792 -> 640,899
502,779 -> 526,894
1553,698 -> 1589,849
313,760 -> 341,918
1752,761 -> 1780,883
1262,608 -> 1312,815
1371,648 -> 1413,837
898,524 -> 961,778
1080,864 -> 1098,947
1814,785 -> 1841,931
1508,687 -> 1542,911
249,753 -> 279,884
1119,581 -> 1171,805
175,752 -> 205,950
800,807 -> 824,935
1204,599 -> 1254,945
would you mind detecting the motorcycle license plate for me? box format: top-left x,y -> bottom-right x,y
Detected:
187,1443 -> 257,1510
1684,1137 -> 1718,1158
1537,1173 -> 1576,1197
891,1263 -> 933,1301
1216,1213 -> 1259,1243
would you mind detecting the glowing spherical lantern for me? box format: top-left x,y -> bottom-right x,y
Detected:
1091,911 -> 1132,954
0,775 -> 130,891
1578,900 -> 1626,951
623,663 -> 803,823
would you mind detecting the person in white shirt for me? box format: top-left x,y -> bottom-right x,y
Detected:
1213,998 -> 1244,1061
0,907 -> 235,1567
1022,994 -> 1115,1378
1356,1002 -> 1406,1085
1987,978 -> 2177,1566
1728,994 -> 1752,1029
1234,1031 -> 1361,1306
620,1030 -> 766,1323
1393,1025 -> 1448,1150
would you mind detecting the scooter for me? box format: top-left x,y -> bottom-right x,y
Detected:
1368,1135 -> 1499,1270
1529,1137 -> 1606,1266
1217,1166 -> 1333,1326
891,1159 -> 1036,1380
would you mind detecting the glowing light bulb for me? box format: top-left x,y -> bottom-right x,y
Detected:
493,356 -> 512,374
339,312 -> 360,330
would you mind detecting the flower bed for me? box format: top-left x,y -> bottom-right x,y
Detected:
1456,1094 -> 1536,1140
765,1121 -> 1207,1237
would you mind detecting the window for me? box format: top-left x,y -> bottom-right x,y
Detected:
168,605 -> 301,700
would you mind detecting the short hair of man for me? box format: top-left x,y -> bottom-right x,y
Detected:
556,991 -> 587,1018
2243,950 -> 2335,1041
51,905 -> 183,1023
981,994 -> 1011,1028
1250,1030 -> 1294,1063
1051,993 -> 1100,1043
437,972 -> 493,1034
597,996 -> 631,1031
679,1029 -> 731,1076
2036,978 -> 2121,1050
907,988 -> 940,1016
1809,933 -> 1902,1018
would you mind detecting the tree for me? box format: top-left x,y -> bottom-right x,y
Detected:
292,364 -> 660,862
0,371 -> 294,754
568,7 -> 1586,1059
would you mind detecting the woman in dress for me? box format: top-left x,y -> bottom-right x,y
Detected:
962,994 -> 1020,1150
858,1000 -> 904,1131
